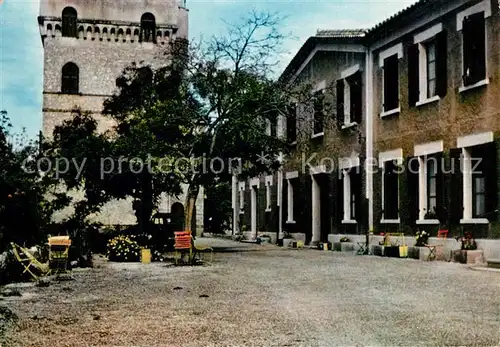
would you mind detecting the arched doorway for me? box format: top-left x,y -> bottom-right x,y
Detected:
170,202 -> 184,232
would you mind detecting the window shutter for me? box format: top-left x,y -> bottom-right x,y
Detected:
336,79 -> 345,128
406,156 -> 419,225
471,13 -> 486,84
300,176 -> 313,242
434,152 -> 446,224
350,72 -> 363,124
352,168 -> 363,221
384,160 -> 399,219
332,170 -> 343,230
435,31 -> 448,97
407,44 -> 420,106
286,104 -> 297,143
244,189 -> 251,231
484,142 -> 497,220
448,148 -> 463,226
383,55 -> 399,111
282,178 -> 288,226
462,15 -> 472,85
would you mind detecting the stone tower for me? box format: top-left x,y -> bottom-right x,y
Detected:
37,0 -> 204,233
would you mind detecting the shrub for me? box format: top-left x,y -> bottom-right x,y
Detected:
106,235 -> 141,262
339,237 -> 350,243
415,230 -> 429,247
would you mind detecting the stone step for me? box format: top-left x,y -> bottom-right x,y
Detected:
486,259 -> 500,269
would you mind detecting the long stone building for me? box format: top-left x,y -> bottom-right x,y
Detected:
234,0 -> 500,259
38,0 -> 204,232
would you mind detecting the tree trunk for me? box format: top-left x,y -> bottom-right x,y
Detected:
184,183 -> 200,236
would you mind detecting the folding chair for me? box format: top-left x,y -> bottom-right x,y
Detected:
11,243 -> 50,281
425,229 -> 448,261
174,231 -> 193,265
48,236 -> 71,274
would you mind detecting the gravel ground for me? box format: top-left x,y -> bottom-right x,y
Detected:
1,237 -> 499,347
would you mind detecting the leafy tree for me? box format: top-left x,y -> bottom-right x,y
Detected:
0,110 -> 64,251
104,12 -> 292,233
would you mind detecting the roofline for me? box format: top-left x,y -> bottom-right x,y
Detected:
279,35 -> 365,84
278,0 -> 469,83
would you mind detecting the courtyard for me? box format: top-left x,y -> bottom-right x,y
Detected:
1,238 -> 499,347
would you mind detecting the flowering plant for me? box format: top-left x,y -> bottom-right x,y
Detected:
339,237 -> 351,243
415,230 -> 429,247
107,235 -> 141,262
456,231 -> 477,250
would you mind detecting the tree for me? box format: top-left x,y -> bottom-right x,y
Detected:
47,11 -> 293,238
0,110 -> 65,251
168,11 -> 292,231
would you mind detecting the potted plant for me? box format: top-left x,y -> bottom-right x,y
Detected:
339,236 -> 351,243
453,231 -> 483,264
415,230 -> 429,247
384,240 -> 400,257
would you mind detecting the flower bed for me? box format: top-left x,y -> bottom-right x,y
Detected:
107,235 -> 141,262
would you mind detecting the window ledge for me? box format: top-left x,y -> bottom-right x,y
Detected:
265,208 -> 272,212
342,220 -> 357,224
239,211 -> 244,215
286,220 -> 296,224
459,78 -> 489,93
311,132 -> 324,139
380,218 -> 400,224
416,219 -> 440,225
460,218 -> 489,224
380,107 -> 400,118
416,95 -> 440,107
341,122 -> 358,130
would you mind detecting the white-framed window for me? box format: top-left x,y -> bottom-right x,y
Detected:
337,65 -> 362,129
339,156 -> 360,223
410,23 -> 446,106
456,0 -> 491,92
426,42 -> 437,99
379,43 -> 402,117
311,81 -> 325,138
414,141 -> 443,224
457,132 -> 494,223
379,149 -> 403,223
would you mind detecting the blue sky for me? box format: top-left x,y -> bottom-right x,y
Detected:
0,0 -> 418,140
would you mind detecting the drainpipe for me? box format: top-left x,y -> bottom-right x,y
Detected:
365,46 -> 374,232
365,45 -> 374,252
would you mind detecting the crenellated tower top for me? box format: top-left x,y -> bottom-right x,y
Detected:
38,0 -> 188,45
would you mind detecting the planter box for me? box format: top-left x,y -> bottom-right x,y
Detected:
408,246 -> 420,259
371,245 -> 385,256
452,249 -> 485,265
319,242 -> 332,251
384,246 -> 408,258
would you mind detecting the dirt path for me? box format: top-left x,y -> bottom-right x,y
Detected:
1,238 -> 499,346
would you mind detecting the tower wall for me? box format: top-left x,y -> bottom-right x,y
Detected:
38,0 -> 203,232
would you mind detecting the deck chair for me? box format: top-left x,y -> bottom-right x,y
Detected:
11,242 -> 50,281
192,236 -> 213,263
425,230 -> 448,261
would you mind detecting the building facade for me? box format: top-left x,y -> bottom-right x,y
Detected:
38,0 -> 204,232
234,0 -> 500,256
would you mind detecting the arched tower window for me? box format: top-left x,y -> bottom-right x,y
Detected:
62,7 -> 77,38
61,62 -> 79,94
140,13 -> 156,43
